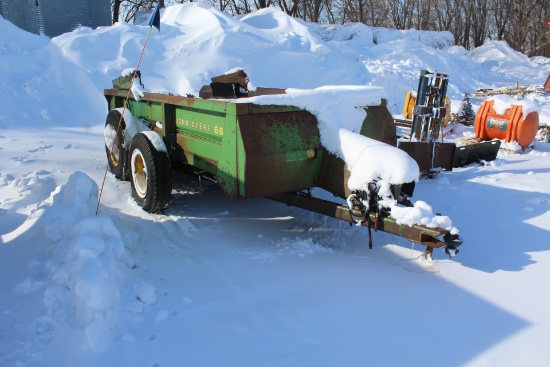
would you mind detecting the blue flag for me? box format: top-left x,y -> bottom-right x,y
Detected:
147,3 -> 161,31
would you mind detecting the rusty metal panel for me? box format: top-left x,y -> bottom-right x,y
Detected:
360,105 -> 397,146
200,86 -> 287,99
238,111 -> 323,198
244,104 -> 304,115
453,140 -> 501,167
317,151 -> 350,199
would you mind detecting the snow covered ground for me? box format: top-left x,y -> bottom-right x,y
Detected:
1,4 -> 550,366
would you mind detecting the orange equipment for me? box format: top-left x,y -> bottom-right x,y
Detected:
474,100 -> 539,148
402,91 -> 416,120
402,91 -> 451,127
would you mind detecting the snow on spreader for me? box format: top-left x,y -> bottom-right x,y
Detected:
103,70 -> 462,258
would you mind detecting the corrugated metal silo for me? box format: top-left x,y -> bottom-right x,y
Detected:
39,0 -> 111,37
0,0 -> 40,34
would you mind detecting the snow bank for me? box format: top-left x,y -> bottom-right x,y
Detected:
0,14 -> 49,54
30,173 -> 131,351
372,28 -> 454,49
0,17 -> 106,129
531,56 -> 550,67
314,22 -> 375,48
240,6 -> 327,53
469,41 -> 550,85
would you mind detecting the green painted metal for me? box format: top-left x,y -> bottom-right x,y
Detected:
111,74 -> 134,89
217,112 -> 239,198
104,87 -> 323,200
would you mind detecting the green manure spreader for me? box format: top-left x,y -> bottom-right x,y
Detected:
103,71 -> 462,258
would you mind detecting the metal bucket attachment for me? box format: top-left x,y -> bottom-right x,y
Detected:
453,140 -> 501,167
398,141 -> 456,173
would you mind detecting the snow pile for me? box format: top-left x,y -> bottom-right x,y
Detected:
24,173 -> 131,351
532,56 -> 550,66
469,40 -> 550,85
313,22 -> 375,48
0,13 -> 49,54
391,200 -> 457,232
239,6 -> 327,53
500,140 -> 524,152
0,17 -> 105,129
339,129 -> 419,187
47,3 -> 474,110
372,28 -> 454,49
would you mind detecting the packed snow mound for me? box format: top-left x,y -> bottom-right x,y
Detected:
161,4 -> 325,53
469,40 -> 550,85
372,28 -> 454,49
161,3 -> 241,38
16,172 -> 132,351
313,22 -> 374,47
240,6 -> 326,52
391,200 -> 455,231
0,17 -> 106,128
50,2 -> 507,111
531,56 -> 550,67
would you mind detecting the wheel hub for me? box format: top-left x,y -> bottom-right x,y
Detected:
131,150 -> 148,198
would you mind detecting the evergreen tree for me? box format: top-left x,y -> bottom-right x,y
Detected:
461,94 -> 474,126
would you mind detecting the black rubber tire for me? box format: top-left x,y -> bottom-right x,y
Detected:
129,133 -> 172,213
104,110 -> 128,180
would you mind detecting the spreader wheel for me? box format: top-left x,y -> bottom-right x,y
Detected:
129,133 -> 172,212
104,110 -> 128,180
